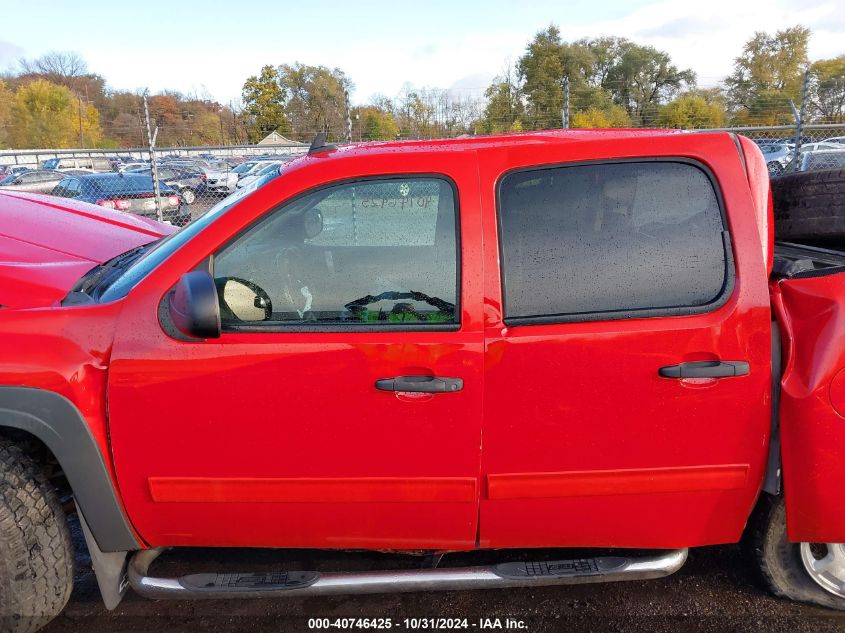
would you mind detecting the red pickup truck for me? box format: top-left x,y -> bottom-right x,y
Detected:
2,130 -> 845,631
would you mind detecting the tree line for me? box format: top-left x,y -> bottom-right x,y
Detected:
0,26 -> 843,150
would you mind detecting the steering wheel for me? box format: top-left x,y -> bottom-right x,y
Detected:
344,290 -> 455,321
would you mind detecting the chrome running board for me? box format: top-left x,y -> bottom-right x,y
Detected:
128,548 -> 688,600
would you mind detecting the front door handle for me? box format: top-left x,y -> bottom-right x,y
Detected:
375,375 -> 463,393
658,360 -> 750,379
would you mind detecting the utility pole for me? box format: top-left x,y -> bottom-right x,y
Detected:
562,76 -> 570,129
143,92 -> 163,223
78,95 -> 84,147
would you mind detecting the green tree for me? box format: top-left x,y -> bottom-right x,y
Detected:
724,26 -> 810,123
278,63 -> 352,141
10,79 -> 101,148
602,40 -> 695,124
477,66 -> 524,134
809,56 -> 845,122
353,105 -> 399,140
658,93 -> 727,129
241,65 -> 289,143
518,26 -> 592,129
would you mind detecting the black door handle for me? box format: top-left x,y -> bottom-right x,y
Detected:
375,375 -> 463,393
659,360 -> 750,379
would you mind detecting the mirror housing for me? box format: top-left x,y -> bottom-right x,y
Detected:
169,271 -> 221,339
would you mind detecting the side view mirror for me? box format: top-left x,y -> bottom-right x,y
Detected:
169,270 -> 221,339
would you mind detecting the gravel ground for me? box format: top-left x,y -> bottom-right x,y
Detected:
41,517 -> 845,633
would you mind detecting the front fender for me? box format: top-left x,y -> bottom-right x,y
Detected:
0,385 -> 139,552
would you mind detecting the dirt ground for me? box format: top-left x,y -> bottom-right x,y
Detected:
41,518 -> 845,633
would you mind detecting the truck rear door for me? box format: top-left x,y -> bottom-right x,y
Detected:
478,133 -> 773,549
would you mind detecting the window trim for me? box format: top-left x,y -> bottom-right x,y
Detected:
496,157 -> 736,326
212,173 -> 463,334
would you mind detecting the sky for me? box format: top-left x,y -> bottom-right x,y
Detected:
1,0 -> 843,105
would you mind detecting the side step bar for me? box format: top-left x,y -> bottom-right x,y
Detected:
128,548 -> 688,600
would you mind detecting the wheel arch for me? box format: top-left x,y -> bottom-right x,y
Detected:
0,385 -> 140,552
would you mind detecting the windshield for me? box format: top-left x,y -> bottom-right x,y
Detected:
98,170 -> 279,302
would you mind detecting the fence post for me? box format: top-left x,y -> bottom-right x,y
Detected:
794,70 -> 811,156
344,88 -> 352,143
562,76 -> 570,129
143,92 -> 163,223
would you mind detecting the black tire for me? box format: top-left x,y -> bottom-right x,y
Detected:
771,167 -> 845,241
743,494 -> 845,611
0,440 -> 73,633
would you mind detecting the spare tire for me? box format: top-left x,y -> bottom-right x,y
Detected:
772,168 -> 845,241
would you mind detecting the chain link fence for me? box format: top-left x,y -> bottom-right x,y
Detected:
2,73 -> 844,224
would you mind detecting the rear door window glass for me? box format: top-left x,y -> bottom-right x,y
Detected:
498,161 -> 729,322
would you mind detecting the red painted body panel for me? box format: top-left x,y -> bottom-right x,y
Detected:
0,191 -> 174,308
772,273 -> 845,543
106,150 -> 485,549
476,133 -> 773,549
6,130 -> 839,553
0,302 -> 133,526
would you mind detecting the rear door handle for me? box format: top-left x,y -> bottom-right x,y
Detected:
658,360 -> 750,379
375,375 -> 464,393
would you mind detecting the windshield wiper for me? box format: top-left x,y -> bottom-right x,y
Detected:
66,242 -> 158,302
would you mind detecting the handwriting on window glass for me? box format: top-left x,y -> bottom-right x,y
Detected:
359,195 -> 434,209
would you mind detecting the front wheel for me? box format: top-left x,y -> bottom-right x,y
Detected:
0,439 -> 74,632
745,495 -> 845,610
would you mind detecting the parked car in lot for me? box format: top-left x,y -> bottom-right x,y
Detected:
51,172 -> 188,225
821,136 -> 845,145
787,148 -> 845,173
118,161 -> 150,173
0,169 -> 65,193
759,142 -> 794,175
4,131 -> 845,631
41,156 -> 115,172
796,141 -> 844,153
0,165 -> 34,178
127,165 -> 208,204
235,161 -> 284,188
163,159 -> 237,193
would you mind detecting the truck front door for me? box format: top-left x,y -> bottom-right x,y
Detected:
107,156 -> 484,550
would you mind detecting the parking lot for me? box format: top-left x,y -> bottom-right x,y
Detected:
36,519 -> 845,633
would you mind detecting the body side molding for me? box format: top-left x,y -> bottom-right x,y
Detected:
0,386 -> 140,551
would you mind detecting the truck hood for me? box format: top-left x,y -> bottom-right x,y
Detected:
0,191 -> 176,309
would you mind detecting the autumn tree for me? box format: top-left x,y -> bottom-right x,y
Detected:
10,79 -> 101,148
241,65 -> 289,143
724,26 -> 810,124
808,56 -> 845,122
0,80 -> 13,147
